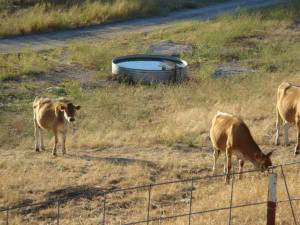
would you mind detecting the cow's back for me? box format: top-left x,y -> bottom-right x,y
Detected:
211,112 -> 257,150
34,98 -> 58,130
277,82 -> 300,124
210,112 -> 240,151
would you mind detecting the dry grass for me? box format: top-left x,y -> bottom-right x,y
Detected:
1,3 -> 300,224
0,0 -> 227,37
1,147 -> 300,224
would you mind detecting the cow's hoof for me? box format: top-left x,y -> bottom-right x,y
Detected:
35,148 -> 40,152
52,152 -> 57,157
294,151 -> 299,156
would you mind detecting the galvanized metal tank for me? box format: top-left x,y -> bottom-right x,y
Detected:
112,55 -> 188,84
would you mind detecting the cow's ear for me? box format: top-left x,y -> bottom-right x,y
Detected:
254,153 -> 260,160
55,104 -> 65,117
58,105 -> 65,111
75,105 -> 81,110
266,151 -> 273,158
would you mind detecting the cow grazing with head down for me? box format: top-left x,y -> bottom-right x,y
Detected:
210,112 -> 272,184
275,82 -> 300,156
33,97 -> 81,156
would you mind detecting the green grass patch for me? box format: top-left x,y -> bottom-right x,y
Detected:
68,4 -> 300,80
0,52 -> 51,81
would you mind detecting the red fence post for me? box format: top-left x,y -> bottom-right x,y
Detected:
6,208 -> 9,225
267,173 -> 277,225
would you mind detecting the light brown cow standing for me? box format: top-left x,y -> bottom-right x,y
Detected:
275,82 -> 300,156
33,97 -> 81,156
210,112 -> 272,184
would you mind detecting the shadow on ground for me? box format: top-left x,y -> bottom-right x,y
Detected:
19,185 -> 105,215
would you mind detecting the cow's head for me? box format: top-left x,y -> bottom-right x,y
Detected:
58,102 -> 81,123
254,151 -> 273,172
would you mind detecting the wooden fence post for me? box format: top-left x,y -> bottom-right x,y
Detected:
267,173 -> 277,225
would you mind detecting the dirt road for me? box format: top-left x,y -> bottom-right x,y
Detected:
0,0 -> 281,53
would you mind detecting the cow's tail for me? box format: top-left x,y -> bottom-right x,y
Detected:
33,96 -> 40,109
278,82 -> 291,99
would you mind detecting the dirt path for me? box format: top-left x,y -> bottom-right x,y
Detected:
0,0 -> 281,53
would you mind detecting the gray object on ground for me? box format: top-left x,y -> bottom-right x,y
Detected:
147,40 -> 193,57
212,63 -> 255,79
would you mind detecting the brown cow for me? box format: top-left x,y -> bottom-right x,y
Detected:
33,97 -> 81,156
210,112 -> 272,184
275,82 -> 300,155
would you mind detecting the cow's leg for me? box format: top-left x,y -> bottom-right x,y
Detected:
34,119 -> 40,152
283,122 -> 289,146
39,128 -> 45,150
275,107 -> 281,145
61,132 -> 66,155
52,130 -> 58,156
223,153 -> 227,175
295,122 -> 300,156
225,147 -> 232,184
212,148 -> 220,175
238,159 -> 244,180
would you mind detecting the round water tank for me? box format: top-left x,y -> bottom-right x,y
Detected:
112,55 -> 188,84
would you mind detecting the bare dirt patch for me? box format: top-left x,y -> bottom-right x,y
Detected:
31,64 -> 116,90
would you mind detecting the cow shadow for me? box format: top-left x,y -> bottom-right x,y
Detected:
66,153 -> 158,169
20,185 -> 105,215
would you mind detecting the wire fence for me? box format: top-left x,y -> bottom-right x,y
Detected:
1,161 -> 300,225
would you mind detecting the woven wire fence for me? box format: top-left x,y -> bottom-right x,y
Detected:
1,161 -> 300,225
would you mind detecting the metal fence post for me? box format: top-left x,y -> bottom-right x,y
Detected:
280,166 -> 297,225
146,184 -> 152,225
103,193 -> 107,225
228,172 -> 235,225
188,179 -> 194,225
57,200 -> 60,225
267,173 -> 277,225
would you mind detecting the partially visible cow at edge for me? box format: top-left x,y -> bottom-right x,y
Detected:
275,82 -> 300,156
210,112 -> 272,184
33,97 -> 81,156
